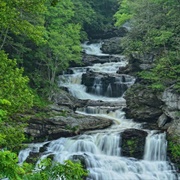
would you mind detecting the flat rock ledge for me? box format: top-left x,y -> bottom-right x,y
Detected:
25,104 -> 113,142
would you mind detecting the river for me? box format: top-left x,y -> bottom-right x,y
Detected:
19,42 -> 179,180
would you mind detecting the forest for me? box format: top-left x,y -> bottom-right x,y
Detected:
0,0 -> 179,179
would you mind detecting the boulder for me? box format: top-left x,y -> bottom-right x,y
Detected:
124,84 -> 163,123
161,86 -> 180,111
123,53 -> 154,75
116,65 -> 130,74
70,154 -> 87,169
159,86 -> 180,141
88,27 -> 128,40
121,129 -> 148,159
157,113 -> 172,128
101,37 -> 123,54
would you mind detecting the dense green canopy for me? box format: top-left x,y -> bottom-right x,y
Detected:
115,0 -> 180,92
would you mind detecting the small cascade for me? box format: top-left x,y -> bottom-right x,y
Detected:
92,77 -> 103,95
144,132 -> 167,161
105,84 -> 112,97
95,133 -> 121,156
18,148 -> 31,164
19,131 -> 178,180
18,142 -> 48,164
82,41 -> 107,56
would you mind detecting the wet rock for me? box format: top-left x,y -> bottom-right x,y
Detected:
124,53 -> 155,75
88,27 -> 128,40
81,53 -> 125,67
161,86 -> 180,111
71,53 -> 124,67
39,142 -> 50,153
101,37 -> 123,54
124,84 -> 163,123
121,129 -> 148,159
116,65 -> 130,74
157,113 -> 172,128
158,86 -> 180,141
25,104 -> 113,142
25,152 -> 40,164
70,154 -> 87,169
82,71 -> 134,97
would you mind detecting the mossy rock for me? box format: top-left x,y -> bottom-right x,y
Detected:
121,129 -> 148,159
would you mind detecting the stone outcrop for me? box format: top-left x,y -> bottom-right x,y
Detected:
118,53 -> 155,76
161,86 -> 180,111
124,84 -> 163,123
26,104 -> 113,142
101,37 -> 123,54
88,27 -> 128,40
52,89 -> 126,111
70,53 -> 126,67
159,86 -> 180,141
121,129 -> 148,159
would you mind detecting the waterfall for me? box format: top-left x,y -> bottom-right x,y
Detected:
106,84 -> 112,97
144,132 -> 167,161
19,42 -> 179,180
82,41 -> 107,56
92,77 -> 103,95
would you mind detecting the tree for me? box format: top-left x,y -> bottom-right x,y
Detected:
32,0 -> 82,99
114,0 -> 180,92
0,0 -> 46,50
0,51 -> 33,114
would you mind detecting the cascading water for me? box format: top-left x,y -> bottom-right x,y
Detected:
19,42 -> 179,180
92,77 -> 103,95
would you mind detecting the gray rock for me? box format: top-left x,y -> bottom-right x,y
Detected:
161,86 -> 180,111
25,107 -> 113,142
124,84 -> 163,123
158,86 -> 180,141
101,37 -> 123,54
157,114 -> 169,128
139,64 -> 154,70
121,129 -> 148,159
88,27 -> 128,39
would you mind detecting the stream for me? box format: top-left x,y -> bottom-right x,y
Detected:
19,42 -> 179,180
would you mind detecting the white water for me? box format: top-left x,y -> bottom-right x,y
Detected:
19,42 -> 179,180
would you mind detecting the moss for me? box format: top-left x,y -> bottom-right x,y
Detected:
167,135 -> 180,169
66,125 -> 80,134
127,139 -> 137,156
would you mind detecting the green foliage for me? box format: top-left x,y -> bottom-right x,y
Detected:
115,0 -> 180,92
167,135 -> 180,168
114,13 -> 132,27
0,124 -> 26,151
0,1 -> 92,179
32,91 -> 50,108
0,0 -> 46,49
0,154 -> 88,180
126,139 -> 136,156
32,0 -> 82,99
71,0 -> 95,40
36,159 -> 88,180
0,150 -> 25,180
168,140 -> 180,160
153,30 -> 174,46
114,0 -> 134,26
0,51 -> 34,114
76,0 -> 119,39
139,51 -> 180,92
